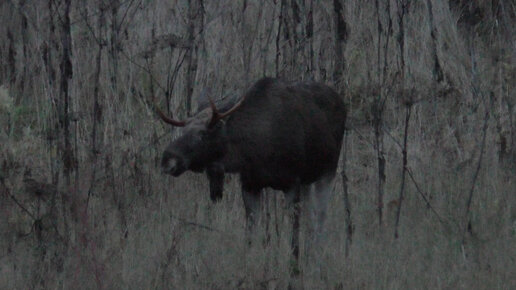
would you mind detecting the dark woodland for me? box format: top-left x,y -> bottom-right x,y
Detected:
0,0 -> 515,289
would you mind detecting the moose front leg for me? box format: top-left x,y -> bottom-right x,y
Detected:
206,163 -> 225,202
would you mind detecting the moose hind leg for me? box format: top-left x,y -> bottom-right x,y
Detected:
310,173 -> 335,246
304,173 -> 335,280
242,189 -> 261,243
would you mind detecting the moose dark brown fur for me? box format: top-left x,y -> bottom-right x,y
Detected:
158,77 -> 346,268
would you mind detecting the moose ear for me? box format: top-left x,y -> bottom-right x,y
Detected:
206,118 -> 225,131
196,87 -> 213,111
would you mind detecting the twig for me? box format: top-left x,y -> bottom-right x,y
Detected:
1,179 -> 37,220
78,5 -> 105,47
117,0 -> 138,32
350,126 -> 374,148
119,49 -> 167,93
70,0 -> 134,26
378,108 -> 455,232
382,126 -> 403,152
136,132 -> 169,154
462,94 -> 492,243
169,213 -> 224,234
406,168 -> 450,228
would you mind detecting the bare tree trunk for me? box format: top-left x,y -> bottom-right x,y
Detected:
290,0 -> 303,77
396,0 -> 409,78
56,0 -> 75,247
264,190 -> 271,246
92,11 -> 104,157
341,131 -> 353,256
392,0 -> 409,236
306,0 -> 314,76
110,0 -> 120,91
492,0 -> 514,165
373,99 -> 386,227
375,0 -> 382,82
374,0 -> 387,227
87,3 -> 106,209
279,0 -> 308,78
260,0 -> 276,77
44,0 -> 59,190
332,0 -> 348,89
60,0 -> 74,188
274,193 -> 280,246
18,1 -> 29,100
289,186 -> 301,287
425,0 -> 444,83
7,29 -> 16,85
382,0 -> 393,84
394,103 -> 411,238
241,0 -> 263,84
184,0 -> 203,115
281,0 -> 291,77
242,1 -> 250,82
275,0 -> 285,77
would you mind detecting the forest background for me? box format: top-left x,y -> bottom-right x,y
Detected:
0,0 -> 515,288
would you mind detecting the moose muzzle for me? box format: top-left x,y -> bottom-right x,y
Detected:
161,153 -> 187,177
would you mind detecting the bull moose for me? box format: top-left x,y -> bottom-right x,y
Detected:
157,77 -> 346,269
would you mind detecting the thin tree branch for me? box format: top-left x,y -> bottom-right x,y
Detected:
462,94 -> 492,243
406,167 -> 452,229
169,213 -> 224,234
394,104 -> 411,238
1,179 -> 37,220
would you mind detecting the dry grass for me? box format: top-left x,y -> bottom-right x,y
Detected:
1,0 -> 515,289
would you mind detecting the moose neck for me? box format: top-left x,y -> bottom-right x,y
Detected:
214,119 -> 243,173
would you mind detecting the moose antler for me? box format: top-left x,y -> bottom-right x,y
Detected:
153,97 -> 186,127
207,95 -> 245,127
